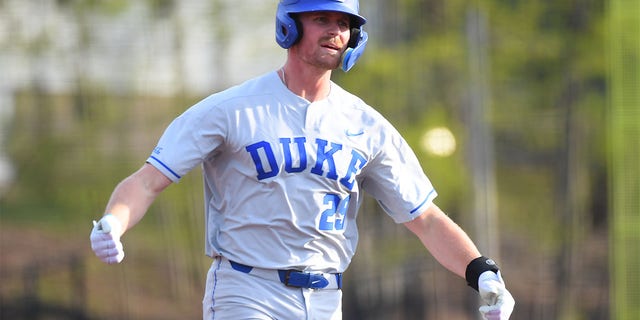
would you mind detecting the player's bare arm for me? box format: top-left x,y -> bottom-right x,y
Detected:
405,203 -> 515,318
90,163 -> 171,264
403,203 -> 481,278
104,163 -> 172,232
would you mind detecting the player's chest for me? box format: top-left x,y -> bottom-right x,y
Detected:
227,103 -> 372,190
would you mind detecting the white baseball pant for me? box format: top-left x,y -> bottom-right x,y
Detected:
203,256 -> 342,320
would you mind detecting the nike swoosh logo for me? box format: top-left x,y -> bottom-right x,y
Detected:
345,129 -> 365,137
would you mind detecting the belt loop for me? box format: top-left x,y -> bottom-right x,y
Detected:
335,274 -> 343,289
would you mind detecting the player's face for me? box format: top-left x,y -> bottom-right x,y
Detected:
294,11 -> 351,70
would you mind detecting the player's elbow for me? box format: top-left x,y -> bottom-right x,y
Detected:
403,203 -> 441,237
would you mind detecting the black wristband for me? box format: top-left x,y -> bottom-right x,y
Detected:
465,256 -> 500,291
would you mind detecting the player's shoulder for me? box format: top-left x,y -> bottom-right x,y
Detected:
186,72 -> 278,114
223,72 -> 277,97
329,82 -> 390,124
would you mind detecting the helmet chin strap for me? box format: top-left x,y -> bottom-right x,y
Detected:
341,30 -> 368,72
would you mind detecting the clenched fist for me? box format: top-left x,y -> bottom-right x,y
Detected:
90,214 -> 125,264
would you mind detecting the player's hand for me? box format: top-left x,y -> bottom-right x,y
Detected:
90,214 -> 125,264
478,270 -> 515,320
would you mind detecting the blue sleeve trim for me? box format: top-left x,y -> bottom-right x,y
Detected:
149,156 -> 181,180
410,189 -> 436,214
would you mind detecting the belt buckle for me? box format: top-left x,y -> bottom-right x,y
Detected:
282,269 -> 300,288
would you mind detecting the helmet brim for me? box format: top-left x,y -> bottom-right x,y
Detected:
286,3 -> 366,27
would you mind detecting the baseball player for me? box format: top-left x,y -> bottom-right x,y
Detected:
90,1 -> 515,319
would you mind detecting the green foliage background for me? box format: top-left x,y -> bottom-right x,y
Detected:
0,0 -> 622,319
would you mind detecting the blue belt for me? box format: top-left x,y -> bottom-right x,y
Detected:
229,260 -> 343,289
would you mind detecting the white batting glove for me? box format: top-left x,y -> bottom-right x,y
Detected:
90,214 -> 125,264
478,271 -> 515,320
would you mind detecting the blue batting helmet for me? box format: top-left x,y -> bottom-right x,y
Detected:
275,0 -> 369,71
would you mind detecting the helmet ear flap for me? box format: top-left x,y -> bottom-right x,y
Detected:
341,28 -> 367,72
347,27 -> 360,48
276,13 -> 302,49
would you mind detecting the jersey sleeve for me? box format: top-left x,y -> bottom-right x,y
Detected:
360,123 -> 437,224
147,95 -> 227,182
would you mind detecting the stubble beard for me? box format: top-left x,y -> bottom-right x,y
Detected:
302,46 -> 341,71
319,49 -> 346,70
293,37 -> 346,71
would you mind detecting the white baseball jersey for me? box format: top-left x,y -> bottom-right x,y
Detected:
147,71 -> 437,273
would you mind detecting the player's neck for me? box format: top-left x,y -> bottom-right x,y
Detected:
280,63 -> 332,102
